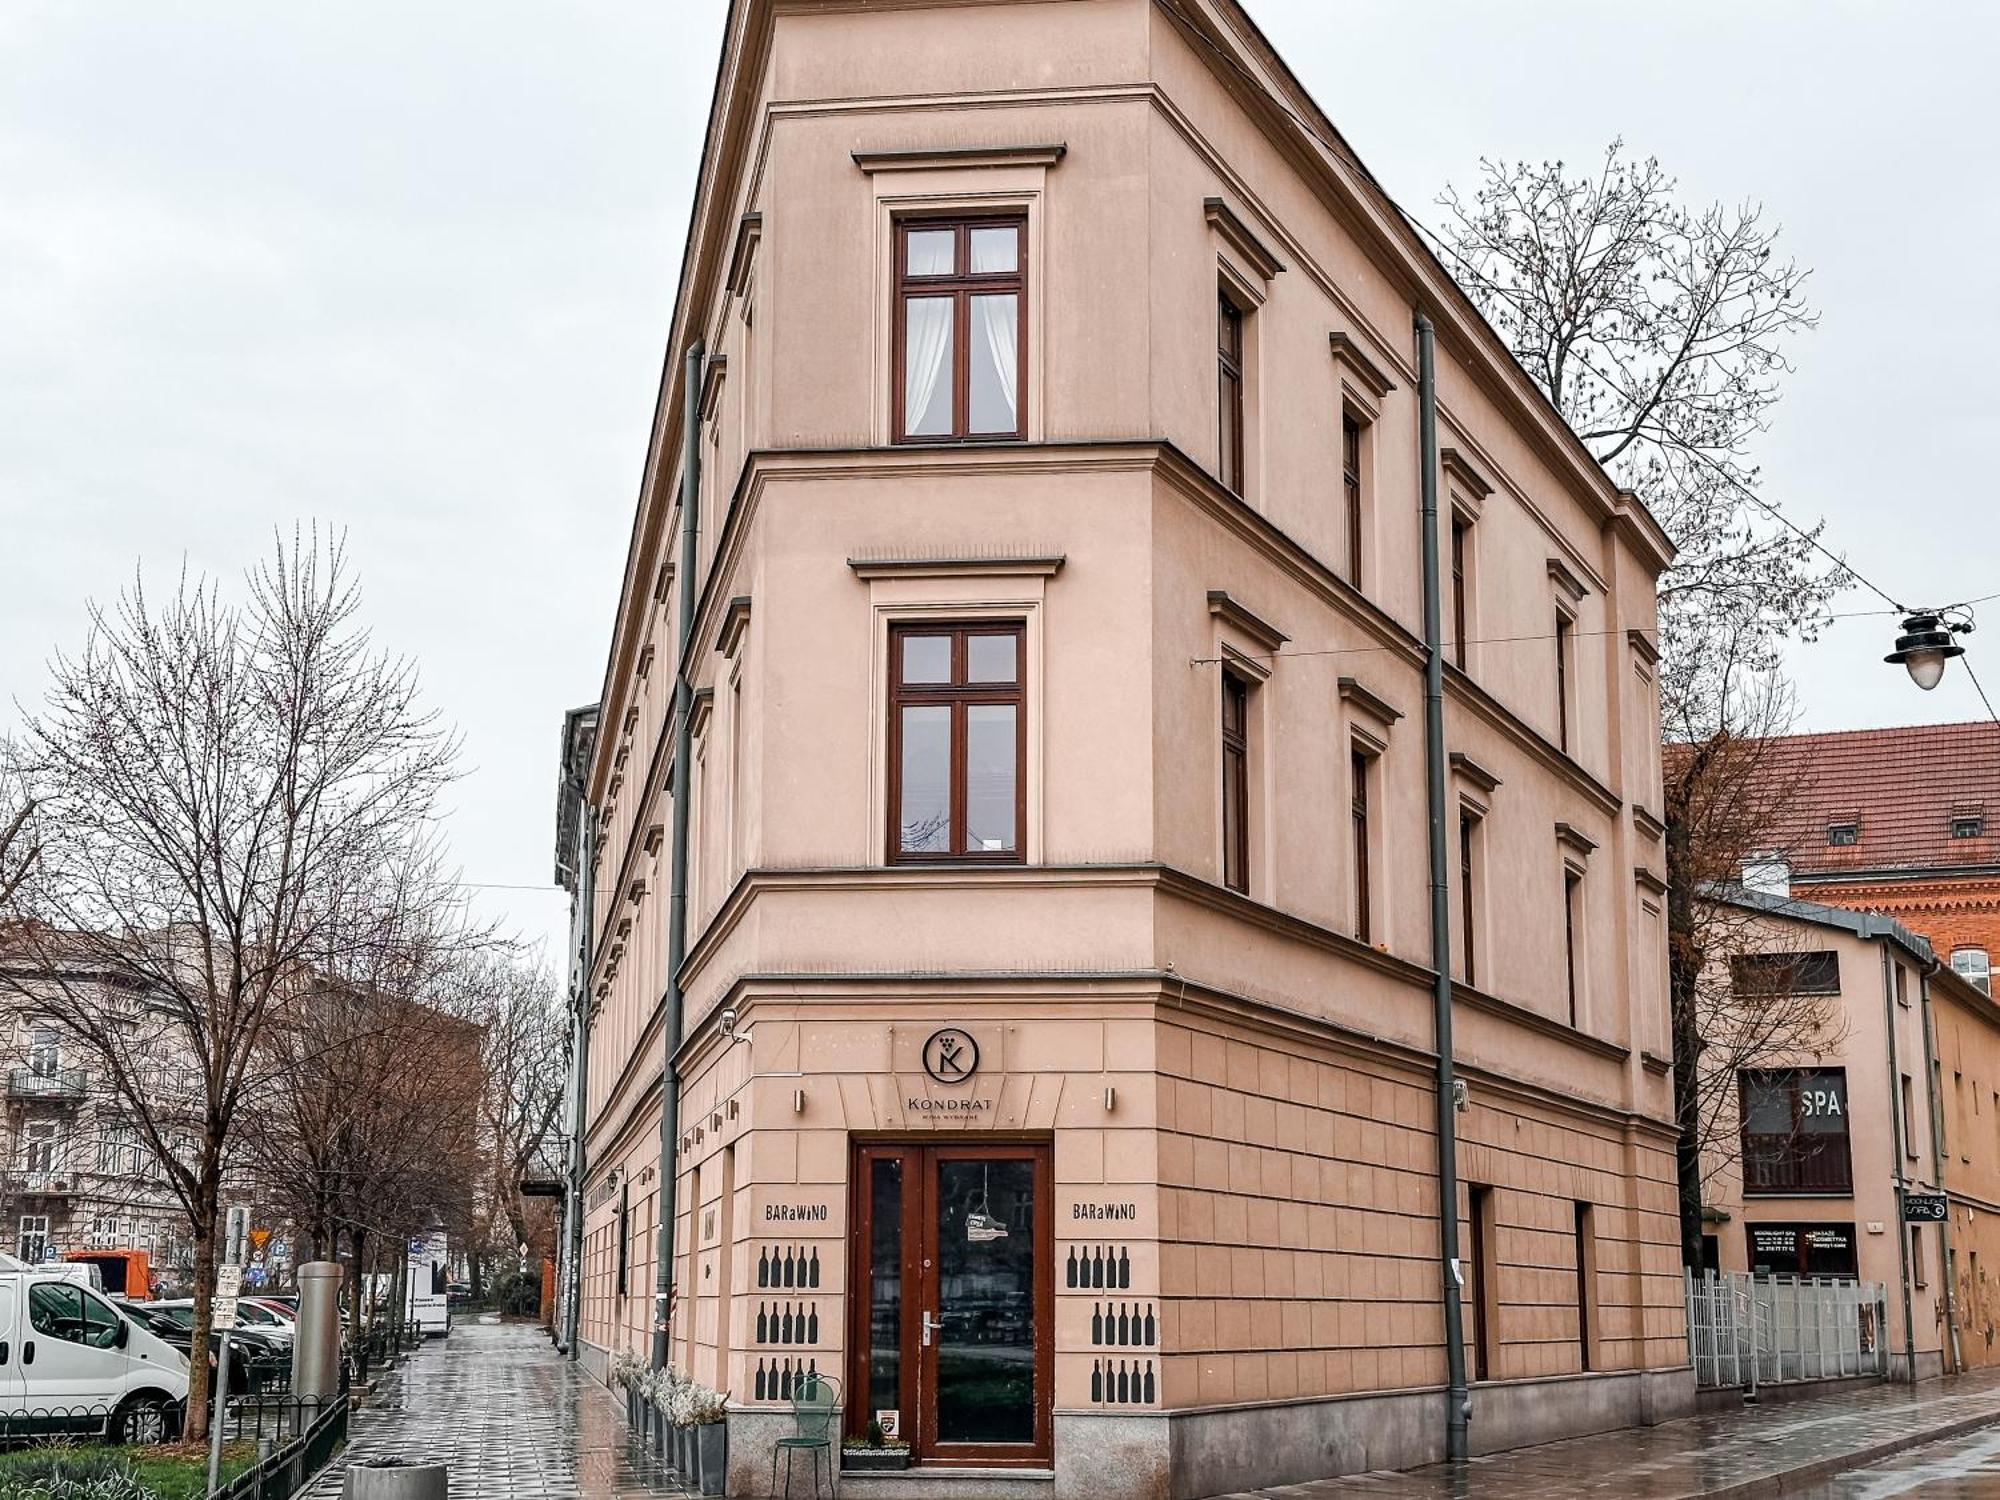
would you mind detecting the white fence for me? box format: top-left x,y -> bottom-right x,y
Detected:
1684,1270 -> 1889,1390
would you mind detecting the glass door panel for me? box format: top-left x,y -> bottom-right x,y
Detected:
934,1157 -> 1036,1444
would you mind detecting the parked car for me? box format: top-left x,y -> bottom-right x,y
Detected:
0,1268 -> 188,1442
119,1302 -> 285,1397
142,1298 -> 293,1348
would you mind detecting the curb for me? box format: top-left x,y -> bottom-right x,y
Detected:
1698,1406 -> 2000,1499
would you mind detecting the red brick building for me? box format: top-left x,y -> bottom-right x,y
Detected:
1754,721 -> 2000,992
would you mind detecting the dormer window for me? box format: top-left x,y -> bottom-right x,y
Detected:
1953,814 -> 1985,840
1827,822 -> 1860,847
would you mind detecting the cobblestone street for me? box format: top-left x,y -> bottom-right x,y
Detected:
304,1317 -> 684,1499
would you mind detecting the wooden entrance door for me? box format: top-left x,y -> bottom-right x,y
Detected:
848,1141 -> 1052,1465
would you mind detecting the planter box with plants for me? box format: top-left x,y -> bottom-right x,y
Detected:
843,1421 -> 912,1472
610,1352 -> 730,1496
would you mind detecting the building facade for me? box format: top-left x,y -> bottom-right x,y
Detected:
1929,962 -> 2000,1369
571,2 -> 1686,1493
1696,890 -> 1952,1379
1750,721 -> 2000,996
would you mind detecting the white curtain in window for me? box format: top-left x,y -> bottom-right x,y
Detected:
904,297 -> 952,434
977,293 -> 1018,429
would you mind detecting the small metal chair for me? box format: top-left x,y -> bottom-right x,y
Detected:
771,1371 -> 842,1499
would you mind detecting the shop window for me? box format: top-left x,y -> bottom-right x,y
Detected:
1740,1068 -> 1852,1194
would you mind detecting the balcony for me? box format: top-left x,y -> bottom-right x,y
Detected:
7,1067 -> 89,1104
1741,1134 -> 1854,1195
6,1171 -> 78,1198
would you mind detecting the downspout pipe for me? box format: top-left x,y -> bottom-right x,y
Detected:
1917,959 -> 1963,1373
561,809 -> 597,1358
653,339 -> 705,1370
1881,942 -> 1917,1380
1416,312 -> 1471,1460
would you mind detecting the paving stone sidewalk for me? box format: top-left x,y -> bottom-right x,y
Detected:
302,1316 -> 686,1499
1214,1369 -> 2000,1499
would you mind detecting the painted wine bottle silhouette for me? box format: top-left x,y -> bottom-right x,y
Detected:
1090,1360 -> 1104,1402
1091,1304 -> 1104,1344
756,1303 -> 768,1342
808,1248 -> 822,1287
1143,1361 -> 1156,1403
754,1360 -> 767,1400
1115,1361 -> 1130,1402
1143,1305 -> 1157,1344
1117,1247 -> 1131,1288
807,1305 -> 820,1343
1117,1304 -> 1131,1345
1090,1247 -> 1105,1288
757,1248 -> 770,1287
1066,1248 -> 1079,1288
782,1305 -> 795,1344
784,1247 -> 798,1287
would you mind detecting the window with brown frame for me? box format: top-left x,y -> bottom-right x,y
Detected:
1352,748 -> 1373,942
1221,673 -> 1250,894
1218,294 -> 1245,493
1342,414 -> 1363,587
888,622 -> 1026,862
1450,519 -> 1470,668
1555,611 -> 1574,753
1459,809 -> 1479,984
1563,868 -> 1583,1026
1740,1068 -> 1853,1194
895,217 -> 1026,443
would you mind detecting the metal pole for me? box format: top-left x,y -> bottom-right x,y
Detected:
1917,963 -> 1964,1372
293,1261 -> 343,1400
652,339 -> 704,1370
1881,943 -> 1918,1380
1415,312 -> 1470,1461
206,1332 -> 231,1492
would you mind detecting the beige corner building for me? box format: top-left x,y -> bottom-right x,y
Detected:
570,2 -> 1687,1494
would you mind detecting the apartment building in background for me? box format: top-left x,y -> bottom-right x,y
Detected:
567,1 -> 1685,1493
1752,721 -> 2000,996
1696,889 -> 1951,1379
1928,959 -> 2000,1369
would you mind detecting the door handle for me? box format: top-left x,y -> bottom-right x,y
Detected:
921,1311 -> 940,1348
0,1340 -> 8,1365
21,1341 -> 32,1366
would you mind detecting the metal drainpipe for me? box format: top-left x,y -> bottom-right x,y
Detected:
1881,941 -> 1917,1380
562,810 -> 597,1358
1416,312 -> 1470,1460
653,340 -> 704,1370
1917,959 -> 1964,1373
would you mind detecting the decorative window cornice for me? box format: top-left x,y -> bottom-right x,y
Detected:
1548,557 -> 1590,603
1627,628 -> 1660,665
1556,822 -> 1600,858
700,355 -> 729,423
1339,676 -> 1405,730
1207,590 -> 1288,652
852,143 -> 1067,174
1440,447 -> 1493,500
1328,332 -> 1396,400
726,212 -> 762,296
1204,197 -> 1285,281
846,554 -> 1064,580
715,595 -> 753,658
1448,751 -> 1502,795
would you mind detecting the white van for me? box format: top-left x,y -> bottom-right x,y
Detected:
0,1268 -> 190,1441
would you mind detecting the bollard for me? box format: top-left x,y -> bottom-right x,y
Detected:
345,1460 -> 448,1499
294,1262 -> 344,1400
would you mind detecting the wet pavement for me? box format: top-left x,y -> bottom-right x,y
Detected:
1211,1369 -> 2000,1499
302,1316 -> 686,1499
1799,1424 -> 2000,1497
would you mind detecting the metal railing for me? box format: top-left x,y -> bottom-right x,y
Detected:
5,1066 -> 89,1102
1685,1269 -> 1888,1390
215,1393 -> 349,1499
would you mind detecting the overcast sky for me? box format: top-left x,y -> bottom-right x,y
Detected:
5,0 -> 1994,969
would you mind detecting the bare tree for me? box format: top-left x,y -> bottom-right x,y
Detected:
1436,142 -> 1839,1265
451,955 -> 567,1299
1,532 -> 461,1437
0,752 -> 36,909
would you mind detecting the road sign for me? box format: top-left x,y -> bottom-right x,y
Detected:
213,1263 -> 244,1329
1903,1193 -> 1948,1223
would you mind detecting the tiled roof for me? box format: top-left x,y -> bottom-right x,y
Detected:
1749,720 -> 2000,876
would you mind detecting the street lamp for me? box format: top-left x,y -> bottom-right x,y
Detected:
1885,611 -> 1966,691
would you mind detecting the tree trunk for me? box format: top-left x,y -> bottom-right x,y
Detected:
185,1219 -> 216,1442
1666,805 -> 1707,1272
